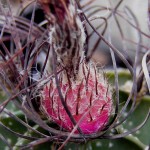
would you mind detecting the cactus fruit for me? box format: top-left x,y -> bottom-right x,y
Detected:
41,62 -> 112,134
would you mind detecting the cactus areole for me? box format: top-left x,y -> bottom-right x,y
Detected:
41,62 -> 112,134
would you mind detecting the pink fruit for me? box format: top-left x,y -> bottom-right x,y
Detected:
41,62 -> 112,134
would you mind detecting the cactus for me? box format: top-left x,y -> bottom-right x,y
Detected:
0,0 -> 150,150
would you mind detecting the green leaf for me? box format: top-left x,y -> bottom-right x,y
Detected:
122,97 -> 150,145
106,69 -> 132,86
0,111 -> 27,149
64,139 -> 141,150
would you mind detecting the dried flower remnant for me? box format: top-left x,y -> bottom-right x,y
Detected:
38,0 -> 86,75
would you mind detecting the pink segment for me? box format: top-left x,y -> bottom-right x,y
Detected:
42,76 -> 112,134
